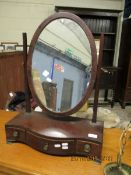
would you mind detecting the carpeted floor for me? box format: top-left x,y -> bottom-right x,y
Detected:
75,102 -> 131,129
104,103 -> 131,129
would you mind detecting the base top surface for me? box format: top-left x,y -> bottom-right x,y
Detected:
6,111 -> 103,142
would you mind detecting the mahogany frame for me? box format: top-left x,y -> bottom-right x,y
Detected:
27,12 -> 97,116
5,12 -> 104,162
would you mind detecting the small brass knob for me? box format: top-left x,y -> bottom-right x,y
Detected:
43,143 -> 48,151
84,144 -> 91,153
13,131 -> 19,137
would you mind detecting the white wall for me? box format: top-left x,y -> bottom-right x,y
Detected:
0,0 -> 125,45
113,11 -> 124,66
39,19 -> 91,65
0,0 -> 54,44
55,0 -> 125,11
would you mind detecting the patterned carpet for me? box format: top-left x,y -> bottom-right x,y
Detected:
74,103 -> 131,130
105,103 -> 131,130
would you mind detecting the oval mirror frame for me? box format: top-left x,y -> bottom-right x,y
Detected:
27,12 -> 97,116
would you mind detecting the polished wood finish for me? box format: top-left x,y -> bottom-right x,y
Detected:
5,111 -> 103,160
27,12 -> 97,116
0,52 -> 24,109
23,33 -> 31,112
92,33 -> 104,122
1,110 -> 131,175
5,12 -> 102,159
117,18 -> 131,108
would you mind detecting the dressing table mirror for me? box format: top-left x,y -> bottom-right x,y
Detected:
5,12 -> 104,161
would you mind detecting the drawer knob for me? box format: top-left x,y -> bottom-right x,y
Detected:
43,143 -> 48,151
84,144 -> 91,153
13,131 -> 19,137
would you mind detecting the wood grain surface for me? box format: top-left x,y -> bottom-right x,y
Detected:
0,110 -> 131,175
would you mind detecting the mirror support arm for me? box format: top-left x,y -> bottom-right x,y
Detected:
92,33 -> 104,123
23,33 -> 31,112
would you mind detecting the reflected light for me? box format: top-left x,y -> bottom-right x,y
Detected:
46,77 -> 52,82
42,70 -> 49,77
60,19 -> 64,24
43,128 -> 67,138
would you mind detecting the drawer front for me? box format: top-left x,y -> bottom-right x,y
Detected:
6,127 -> 25,143
76,140 -> 102,160
26,131 -> 75,155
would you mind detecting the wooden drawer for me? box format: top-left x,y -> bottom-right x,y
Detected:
26,131 -> 75,155
5,127 -> 25,143
76,140 -> 102,160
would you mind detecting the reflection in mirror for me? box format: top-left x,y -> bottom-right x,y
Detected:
32,18 -> 92,112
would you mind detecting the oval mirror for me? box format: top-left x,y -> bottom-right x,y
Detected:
27,12 -> 97,116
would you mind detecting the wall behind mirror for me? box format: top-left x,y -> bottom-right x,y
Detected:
0,0 -> 124,45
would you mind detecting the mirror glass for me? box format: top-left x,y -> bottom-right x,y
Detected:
32,18 -> 92,112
